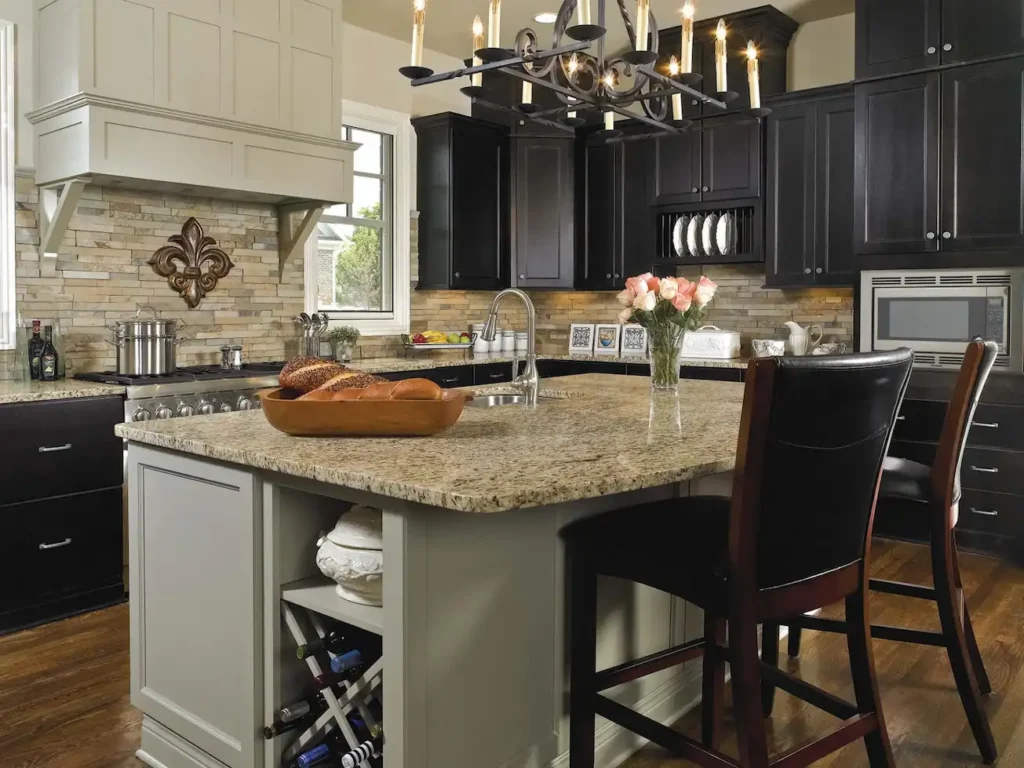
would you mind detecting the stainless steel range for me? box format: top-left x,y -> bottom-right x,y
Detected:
75,363 -> 285,423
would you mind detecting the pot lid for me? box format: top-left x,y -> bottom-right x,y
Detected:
326,505 -> 383,549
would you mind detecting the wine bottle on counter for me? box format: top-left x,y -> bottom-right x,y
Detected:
296,631 -> 351,660
27,320 -> 43,380
40,326 -> 58,382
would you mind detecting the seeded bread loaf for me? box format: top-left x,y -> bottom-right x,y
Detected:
279,357 -> 347,392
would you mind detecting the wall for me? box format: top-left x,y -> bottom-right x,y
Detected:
787,13 -> 855,90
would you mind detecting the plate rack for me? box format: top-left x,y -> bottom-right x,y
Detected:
279,602 -> 384,767
654,201 -> 762,265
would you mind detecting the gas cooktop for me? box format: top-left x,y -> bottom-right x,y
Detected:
74,362 -> 286,386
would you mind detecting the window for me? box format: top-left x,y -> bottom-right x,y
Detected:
306,101 -> 411,336
0,20 -> 14,351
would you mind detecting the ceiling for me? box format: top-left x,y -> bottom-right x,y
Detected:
344,0 -> 854,61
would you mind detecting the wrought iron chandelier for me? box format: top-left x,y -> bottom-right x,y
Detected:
399,0 -> 771,139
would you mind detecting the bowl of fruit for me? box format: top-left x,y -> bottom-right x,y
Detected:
403,330 -> 473,350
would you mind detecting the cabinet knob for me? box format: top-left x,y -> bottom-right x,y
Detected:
691,187 -> 699,193
815,267 -> 823,274
613,273 -> 620,279
691,99 -> 698,106
943,43 -> 952,51
702,186 -> 709,192
942,231 -> 952,239
927,46 -> 937,54
519,274 -> 526,279
803,268 -> 812,275
605,273 -> 612,279
454,271 -> 461,277
926,232 -> 936,240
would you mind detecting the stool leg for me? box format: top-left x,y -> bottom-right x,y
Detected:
933,535 -> 997,763
787,626 -> 802,657
845,589 -> 896,768
568,548 -> 597,768
701,614 -> 726,750
760,623 -> 779,716
730,615 -> 771,768
952,544 -> 992,695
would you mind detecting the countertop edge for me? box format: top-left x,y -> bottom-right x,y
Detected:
0,382 -> 126,404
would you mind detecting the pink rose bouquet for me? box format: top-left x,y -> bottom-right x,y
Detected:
616,273 -> 718,391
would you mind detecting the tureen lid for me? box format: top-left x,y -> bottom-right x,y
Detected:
326,505 -> 383,549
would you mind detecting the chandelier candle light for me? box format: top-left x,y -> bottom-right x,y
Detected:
618,273 -> 718,393
399,0 -> 769,137
746,40 -> 760,109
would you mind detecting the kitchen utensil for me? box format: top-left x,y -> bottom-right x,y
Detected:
783,321 -> 823,356
258,387 -> 470,437
687,214 -> 704,257
702,213 -> 719,257
716,212 -> 736,256
106,306 -> 185,375
751,339 -> 787,358
672,215 -> 688,258
679,325 -> 741,359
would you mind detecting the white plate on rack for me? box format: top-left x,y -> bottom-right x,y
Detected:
672,215 -> 688,258
716,212 -> 736,256
702,213 -> 719,257
687,214 -> 704,257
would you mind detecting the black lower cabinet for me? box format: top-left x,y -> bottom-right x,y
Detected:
1,487 -> 124,633
473,362 -> 515,385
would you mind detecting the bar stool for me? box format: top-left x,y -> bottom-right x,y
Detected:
563,349 -> 913,768
772,339 -> 999,764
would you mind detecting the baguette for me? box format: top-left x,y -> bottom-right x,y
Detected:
357,381 -> 400,400
390,378 -> 443,401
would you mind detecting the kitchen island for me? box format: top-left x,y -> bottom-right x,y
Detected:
117,374 -> 745,768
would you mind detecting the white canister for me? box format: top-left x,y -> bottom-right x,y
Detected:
472,323 -> 488,354
501,329 -> 516,352
489,327 -> 502,352
515,331 -> 528,353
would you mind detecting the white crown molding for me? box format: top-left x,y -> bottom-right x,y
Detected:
27,93 -> 361,152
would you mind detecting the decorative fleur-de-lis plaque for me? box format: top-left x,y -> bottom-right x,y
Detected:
148,217 -> 235,309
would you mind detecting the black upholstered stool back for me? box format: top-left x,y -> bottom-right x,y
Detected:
731,350 -> 913,592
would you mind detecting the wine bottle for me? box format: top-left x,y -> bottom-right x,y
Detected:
313,663 -> 364,689
292,732 -> 347,768
296,630 -> 350,660
262,716 -> 312,739
40,326 -> 59,382
339,734 -> 384,768
329,649 -> 363,675
27,320 -> 43,380
277,692 -> 327,723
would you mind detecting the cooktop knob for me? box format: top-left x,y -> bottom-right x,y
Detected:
236,396 -> 254,411
176,403 -> 195,417
219,402 -> 232,413
155,405 -> 173,420
197,400 -> 215,415
132,407 -> 152,422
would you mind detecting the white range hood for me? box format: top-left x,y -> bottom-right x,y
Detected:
27,0 -> 355,267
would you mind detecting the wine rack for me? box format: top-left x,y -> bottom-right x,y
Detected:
279,602 -> 383,767
654,200 -> 763,265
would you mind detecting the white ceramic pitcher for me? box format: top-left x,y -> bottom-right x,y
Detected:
783,321 -> 823,356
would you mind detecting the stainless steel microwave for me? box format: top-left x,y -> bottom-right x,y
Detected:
859,268 -> 1024,372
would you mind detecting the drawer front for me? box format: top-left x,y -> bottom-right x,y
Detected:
430,366 -> 474,389
0,396 -> 124,506
0,488 -> 123,614
960,447 -> 1024,495
474,362 -> 514,385
958,489 -> 1024,537
893,399 -> 946,443
967,403 -> 1024,451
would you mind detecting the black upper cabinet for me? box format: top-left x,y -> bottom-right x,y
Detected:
620,135 -> 658,278
512,137 -> 575,288
855,0 -> 940,79
854,74 -> 940,257
766,86 -> 854,287
701,117 -> 761,201
942,0 -> 1024,64
940,58 -> 1024,251
414,113 -> 509,290
576,140 -> 617,290
655,131 -> 701,204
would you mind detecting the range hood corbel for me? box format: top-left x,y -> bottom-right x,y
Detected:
39,177 -> 89,258
279,203 -> 326,278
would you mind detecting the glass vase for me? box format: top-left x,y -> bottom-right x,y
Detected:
647,323 -> 685,394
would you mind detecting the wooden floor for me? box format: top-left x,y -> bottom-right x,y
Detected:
0,540 -> 1022,767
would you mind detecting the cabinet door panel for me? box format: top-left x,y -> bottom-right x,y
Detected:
577,142 -> 618,290
701,118 -> 760,201
854,74 -> 940,255
940,59 -> 1024,251
942,0 -> 1024,64
815,95 -> 855,286
513,138 -> 574,288
655,132 -> 701,204
620,137 -> 657,279
855,0 -> 940,78
451,123 -> 507,289
765,101 -> 815,286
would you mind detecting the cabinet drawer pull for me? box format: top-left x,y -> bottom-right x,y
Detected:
39,537 -> 73,550
969,507 -> 998,517
896,415 -> 906,421
489,373 -> 504,379
969,465 -> 999,474
38,443 -> 72,453
974,421 -> 999,429
442,377 -> 459,384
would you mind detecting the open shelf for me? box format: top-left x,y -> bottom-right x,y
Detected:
654,201 -> 763,265
281,577 -> 383,636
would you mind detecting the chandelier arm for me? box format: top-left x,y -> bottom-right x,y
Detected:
552,0 -> 578,48
506,67 -> 604,108
607,101 -> 680,136
407,41 -> 590,87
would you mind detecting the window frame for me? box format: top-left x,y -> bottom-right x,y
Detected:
0,20 -> 14,351
305,100 -> 412,336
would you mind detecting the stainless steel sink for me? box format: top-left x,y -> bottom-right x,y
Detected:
467,394 -> 528,408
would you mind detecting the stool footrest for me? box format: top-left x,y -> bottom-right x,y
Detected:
869,578 -> 936,600
594,636 -> 706,692
787,615 -> 947,647
770,714 -> 879,768
759,663 -> 857,719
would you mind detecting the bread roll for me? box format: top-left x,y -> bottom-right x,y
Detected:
280,357 -> 347,392
358,381 -> 399,400
328,388 -> 365,401
390,378 -> 442,401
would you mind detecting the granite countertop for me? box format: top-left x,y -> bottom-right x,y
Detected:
115,374 -> 744,513
0,379 -> 126,404
357,353 -> 751,373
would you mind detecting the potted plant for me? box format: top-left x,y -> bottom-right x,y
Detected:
616,273 -> 718,393
325,326 -> 360,362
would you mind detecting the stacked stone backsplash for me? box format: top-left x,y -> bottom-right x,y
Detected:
0,171 -> 304,380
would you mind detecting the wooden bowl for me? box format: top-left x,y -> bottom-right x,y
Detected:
257,388 -> 469,437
